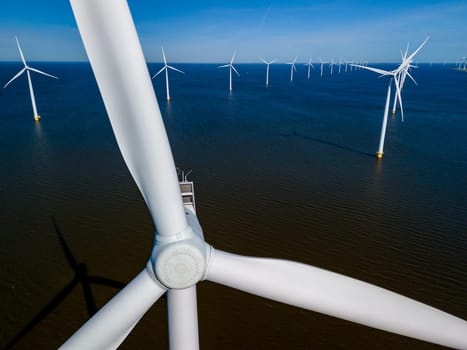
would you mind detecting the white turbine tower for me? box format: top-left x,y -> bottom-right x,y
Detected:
152,47 -> 184,101
286,57 -> 297,82
260,57 -> 276,87
63,2 -> 467,349
3,37 -> 58,121
218,52 -> 240,91
304,57 -> 315,80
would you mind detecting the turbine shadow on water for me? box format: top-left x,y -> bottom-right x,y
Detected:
2,217 -> 127,350
280,130 -> 374,158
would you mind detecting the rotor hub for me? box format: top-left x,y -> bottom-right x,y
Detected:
154,240 -> 206,289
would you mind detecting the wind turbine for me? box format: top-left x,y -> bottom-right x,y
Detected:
304,57 -> 315,80
329,57 -> 335,75
218,52 -> 240,91
260,57 -> 276,87
64,1 -> 467,349
319,58 -> 328,77
352,64 -> 412,158
351,61 -> 405,159
286,57 -> 297,82
3,36 -> 58,121
152,47 -> 184,101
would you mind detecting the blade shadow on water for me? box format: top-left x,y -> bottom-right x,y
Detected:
280,130 -> 375,158
3,217 -> 127,350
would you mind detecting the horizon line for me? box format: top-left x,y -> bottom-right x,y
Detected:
0,60 -> 457,65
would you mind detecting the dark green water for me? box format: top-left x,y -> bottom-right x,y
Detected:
0,63 -> 466,349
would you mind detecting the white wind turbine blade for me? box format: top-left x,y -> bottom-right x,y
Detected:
400,43 -> 409,61
398,71 -> 407,91
405,36 -> 429,64
217,64 -> 230,68
70,0 -> 187,237
231,64 -> 240,77
28,67 -> 59,79
206,249 -> 467,350
260,57 -> 268,64
230,52 -> 236,64
406,72 -> 417,85
15,36 -> 27,67
3,67 -> 26,88
167,65 -> 184,74
152,66 -> 166,79
392,75 -> 404,122
161,46 -> 167,65
354,65 -> 392,76
60,270 -> 166,349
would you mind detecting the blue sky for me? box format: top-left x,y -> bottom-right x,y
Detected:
0,0 -> 466,63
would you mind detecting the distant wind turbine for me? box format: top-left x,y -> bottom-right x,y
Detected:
319,59 -> 328,77
3,36 -> 58,121
260,57 -> 276,87
218,52 -> 240,91
351,65 -> 405,159
457,57 -> 466,70
152,47 -> 184,101
329,57 -> 335,75
353,38 -> 428,159
304,57 -> 315,80
286,57 -> 297,82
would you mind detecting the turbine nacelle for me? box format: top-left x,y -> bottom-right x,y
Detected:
260,57 -> 276,65
150,222 -> 209,289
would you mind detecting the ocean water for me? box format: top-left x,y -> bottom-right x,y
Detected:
0,62 -> 466,349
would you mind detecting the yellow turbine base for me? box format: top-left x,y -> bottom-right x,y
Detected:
34,115 -> 41,122
376,152 -> 383,159
391,111 -> 396,116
